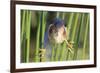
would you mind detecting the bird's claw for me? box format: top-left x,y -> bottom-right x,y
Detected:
67,48 -> 74,54
39,48 -> 46,56
39,48 -> 46,62
64,40 -> 74,54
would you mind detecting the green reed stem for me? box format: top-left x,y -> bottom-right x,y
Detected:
26,11 -> 32,62
51,45 -> 56,61
55,44 -> 61,61
56,12 -> 60,18
35,12 -> 41,62
62,12 -> 65,20
71,13 -> 80,41
41,12 -> 47,48
21,10 -> 26,43
67,13 -> 74,32
21,10 -> 26,62
60,42 -> 66,61
82,14 -> 89,59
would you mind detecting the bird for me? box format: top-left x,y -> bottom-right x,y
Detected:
43,18 -> 73,61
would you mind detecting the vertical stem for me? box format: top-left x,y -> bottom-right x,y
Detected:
40,12 -> 47,62
56,12 -> 60,18
82,14 -> 89,59
41,12 -> 47,48
71,13 -> 80,41
21,10 -> 26,62
62,12 -> 65,20
21,10 -> 26,43
67,13 -> 74,32
66,50 -> 70,60
35,12 -> 41,62
51,45 -> 56,61
55,44 -> 61,61
26,11 -> 32,62
60,42 -> 66,61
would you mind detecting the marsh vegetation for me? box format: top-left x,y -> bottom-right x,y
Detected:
21,10 -> 90,62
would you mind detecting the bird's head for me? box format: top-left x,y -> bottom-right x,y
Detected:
48,18 -> 67,44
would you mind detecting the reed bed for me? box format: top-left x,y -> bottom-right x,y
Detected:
21,10 -> 90,62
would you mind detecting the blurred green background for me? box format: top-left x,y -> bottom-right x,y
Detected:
20,10 -> 90,63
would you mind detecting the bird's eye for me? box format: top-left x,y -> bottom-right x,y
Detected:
49,24 -> 55,33
49,28 -> 52,33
